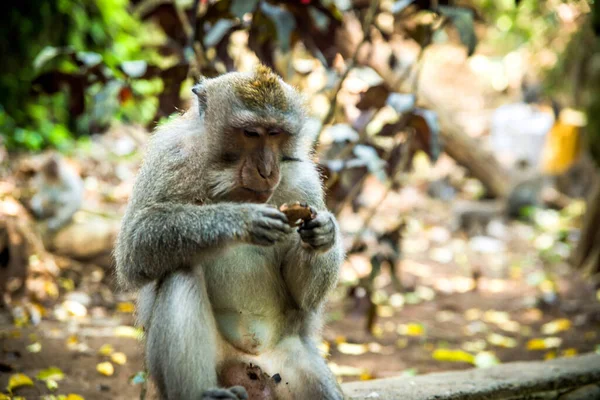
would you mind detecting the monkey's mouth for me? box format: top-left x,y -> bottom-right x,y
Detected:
241,187 -> 274,203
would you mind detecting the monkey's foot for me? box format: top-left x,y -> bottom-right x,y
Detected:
201,386 -> 248,400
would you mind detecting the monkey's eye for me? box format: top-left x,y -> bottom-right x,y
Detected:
244,129 -> 260,138
268,130 -> 281,136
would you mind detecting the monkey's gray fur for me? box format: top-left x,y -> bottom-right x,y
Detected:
115,68 -> 345,400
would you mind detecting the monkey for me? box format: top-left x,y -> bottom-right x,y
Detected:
29,153 -> 84,232
114,65 -> 345,400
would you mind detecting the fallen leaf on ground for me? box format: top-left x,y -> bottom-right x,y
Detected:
432,349 -> 474,364
27,342 -> 42,353
111,352 -> 127,365
541,318 -> 571,335
37,367 -> 65,381
97,362 -> 114,376
98,344 -> 114,356
527,337 -> 562,350
7,373 -> 34,393
337,342 -> 368,355
116,302 -> 135,313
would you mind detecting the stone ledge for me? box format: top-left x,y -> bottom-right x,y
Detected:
342,353 -> 600,399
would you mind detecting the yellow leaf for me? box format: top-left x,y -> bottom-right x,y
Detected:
114,326 -> 142,340
96,362 -> 114,376
37,367 -> 65,382
371,324 -> 384,338
0,394 -> 10,400
116,302 -> 135,313
545,351 -> 557,360
432,349 -> 475,364
540,119 -> 580,175
98,344 -> 114,356
359,372 -> 373,381
7,373 -> 34,393
561,348 -> 577,358
397,323 -> 425,336
337,342 -> 368,356
111,352 -> 127,365
66,395 -> 85,400
317,341 -> 330,358
541,319 -> 571,335
58,277 -> 75,291
334,335 -> 346,345
527,337 -> 562,350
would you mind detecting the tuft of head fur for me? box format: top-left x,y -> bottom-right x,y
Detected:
234,64 -> 288,112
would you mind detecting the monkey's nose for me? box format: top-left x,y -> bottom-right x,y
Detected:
257,165 -> 272,179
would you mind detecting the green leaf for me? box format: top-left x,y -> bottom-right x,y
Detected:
204,20 -> 236,48
230,0 -> 259,19
260,2 -> 296,52
76,51 -> 103,67
37,366 -> 65,382
392,0 -> 414,15
130,370 -> 147,385
34,46 -> 60,70
122,60 -> 148,78
438,6 -> 477,56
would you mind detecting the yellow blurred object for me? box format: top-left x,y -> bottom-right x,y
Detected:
7,373 -> 34,393
432,349 -> 475,364
540,108 -> 586,175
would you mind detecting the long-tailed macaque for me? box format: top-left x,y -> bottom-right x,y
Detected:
30,153 -> 84,232
115,65 -> 345,400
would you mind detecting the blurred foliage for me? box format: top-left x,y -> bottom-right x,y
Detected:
0,0 -> 164,151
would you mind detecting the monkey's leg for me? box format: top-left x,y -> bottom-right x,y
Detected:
146,270 -> 245,400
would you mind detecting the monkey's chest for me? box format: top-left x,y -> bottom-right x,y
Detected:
201,246 -> 285,354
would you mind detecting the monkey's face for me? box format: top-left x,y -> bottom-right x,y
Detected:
217,125 -> 291,203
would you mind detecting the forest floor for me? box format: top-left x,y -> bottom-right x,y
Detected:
1,181 -> 599,399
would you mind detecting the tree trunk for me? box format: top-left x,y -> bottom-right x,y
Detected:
335,15 -> 511,198
573,181 -> 600,275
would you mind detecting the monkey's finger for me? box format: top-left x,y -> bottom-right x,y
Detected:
299,223 -> 334,237
302,215 -> 332,230
257,218 -> 294,233
229,386 -> 249,400
261,209 -> 290,224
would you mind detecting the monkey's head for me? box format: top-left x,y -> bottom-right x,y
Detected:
192,65 -> 307,203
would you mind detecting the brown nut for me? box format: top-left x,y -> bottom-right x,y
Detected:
279,202 -> 315,227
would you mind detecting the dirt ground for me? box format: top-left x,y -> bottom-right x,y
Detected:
2,193 -> 599,399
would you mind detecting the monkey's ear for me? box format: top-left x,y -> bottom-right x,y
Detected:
192,81 -> 208,114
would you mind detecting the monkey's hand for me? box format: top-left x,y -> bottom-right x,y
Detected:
298,211 -> 336,252
244,204 -> 294,246
201,386 -> 248,399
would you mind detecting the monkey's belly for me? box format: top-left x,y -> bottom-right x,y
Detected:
215,311 -> 278,354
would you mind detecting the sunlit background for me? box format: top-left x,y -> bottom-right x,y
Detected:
1,0 -> 599,398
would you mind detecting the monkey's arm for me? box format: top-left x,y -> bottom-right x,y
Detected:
283,214 -> 343,311
280,169 -> 344,311
115,202 -> 291,288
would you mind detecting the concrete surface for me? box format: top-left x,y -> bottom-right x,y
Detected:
342,353 -> 600,399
